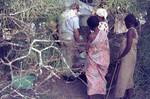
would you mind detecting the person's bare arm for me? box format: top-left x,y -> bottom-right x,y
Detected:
56,24 -> 60,33
86,32 -> 95,53
117,29 -> 135,61
73,28 -> 80,43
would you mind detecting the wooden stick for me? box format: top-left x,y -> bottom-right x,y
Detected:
106,63 -> 119,99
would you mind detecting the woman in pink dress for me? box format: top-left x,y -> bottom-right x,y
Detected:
86,12 -> 110,99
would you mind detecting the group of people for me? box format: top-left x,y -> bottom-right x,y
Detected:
57,3 -> 139,99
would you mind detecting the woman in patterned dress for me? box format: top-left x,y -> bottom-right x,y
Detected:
86,10 -> 110,99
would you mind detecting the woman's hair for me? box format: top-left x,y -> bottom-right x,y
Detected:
124,14 -> 138,28
69,3 -> 79,10
87,16 -> 99,29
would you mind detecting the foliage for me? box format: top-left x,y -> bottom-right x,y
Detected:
107,0 -> 128,14
106,0 -> 150,19
7,0 -> 65,22
133,25 -> 150,98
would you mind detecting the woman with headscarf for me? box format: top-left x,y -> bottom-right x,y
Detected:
95,8 -> 108,27
85,8 -> 110,99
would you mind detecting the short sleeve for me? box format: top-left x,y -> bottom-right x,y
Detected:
73,16 -> 79,29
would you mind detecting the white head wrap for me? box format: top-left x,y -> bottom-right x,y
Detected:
96,8 -> 108,20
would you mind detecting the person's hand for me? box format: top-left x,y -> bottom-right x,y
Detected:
116,58 -> 121,64
77,40 -> 80,44
78,45 -> 86,53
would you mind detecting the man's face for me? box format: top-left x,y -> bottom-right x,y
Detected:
74,8 -> 79,15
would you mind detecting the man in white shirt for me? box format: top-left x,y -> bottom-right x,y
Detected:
58,3 -> 80,82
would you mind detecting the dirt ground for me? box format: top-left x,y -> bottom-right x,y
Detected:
32,75 -> 114,99
0,74 -> 114,99
0,76 -> 88,99
44,77 -> 88,99
0,73 -> 147,99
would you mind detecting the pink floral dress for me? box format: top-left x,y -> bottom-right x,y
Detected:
86,22 -> 110,95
